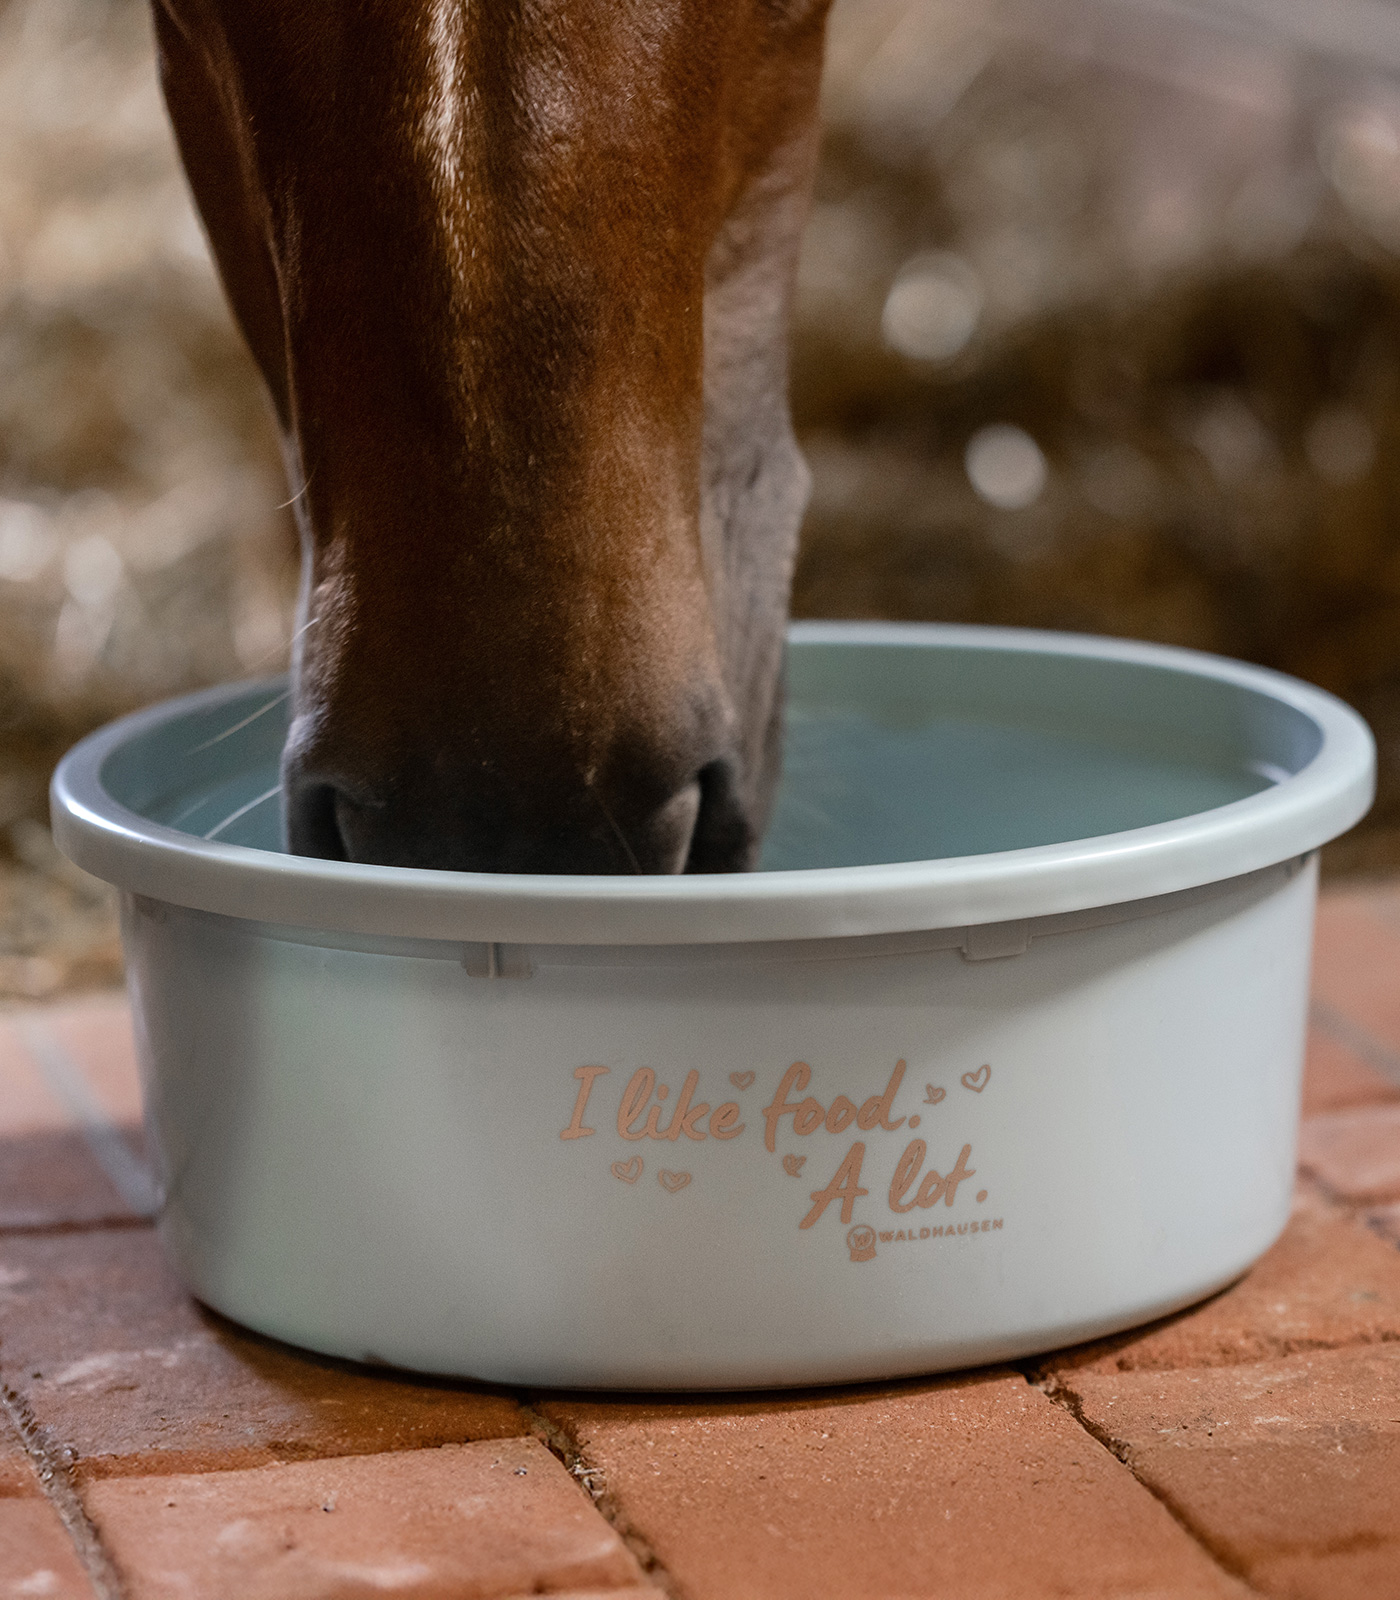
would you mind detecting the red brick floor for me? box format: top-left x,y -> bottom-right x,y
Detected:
2,885 -> 1399,1599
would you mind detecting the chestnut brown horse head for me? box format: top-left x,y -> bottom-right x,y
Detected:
154,0 -> 830,872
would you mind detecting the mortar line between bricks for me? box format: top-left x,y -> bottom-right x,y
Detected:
1,1379 -> 125,1600
520,1401 -> 679,1599
1023,1366 -> 1267,1597
0,1215 -> 155,1239
17,1017 -> 160,1216
1309,998 -> 1400,1088
1305,1164 -> 1400,1236
16,1020 -> 160,1219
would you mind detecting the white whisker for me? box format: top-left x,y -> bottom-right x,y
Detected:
237,613 -> 317,675
203,783 -> 281,841
169,794 -> 212,828
592,790 -> 642,875
276,467 -> 315,511
189,690 -> 291,754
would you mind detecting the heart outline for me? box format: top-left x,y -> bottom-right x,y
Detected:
961,1064 -> 991,1093
924,1085 -> 946,1105
658,1169 -> 692,1193
729,1071 -> 756,1090
782,1154 -> 806,1176
611,1156 -> 643,1184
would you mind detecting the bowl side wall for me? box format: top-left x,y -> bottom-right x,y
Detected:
124,856 -> 1314,1387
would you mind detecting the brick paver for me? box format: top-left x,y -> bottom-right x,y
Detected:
1311,890 -> 1400,1058
0,1412 -> 98,1599
1054,1343 -> 1400,1600
1299,1102 -> 1400,1201
0,1014 -> 137,1229
1370,1201 -> 1400,1247
1302,1022 -> 1400,1114
0,1500 -> 99,1600
539,1373 -> 1250,1600
37,996 -> 145,1129
1,880 -> 1399,1595
0,1229 -> 526,1480
86,1438 -> 647,1600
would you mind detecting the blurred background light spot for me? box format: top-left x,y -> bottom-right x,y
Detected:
965,424 -> 1047,510
1189,393 -> 1274,484
0,501 -> 56,582
881,251 -> 983,362
1305,405 -> 1375,484
62,533 -> 124,607
1320,102 -> 1400,243
54,596 -> 114,685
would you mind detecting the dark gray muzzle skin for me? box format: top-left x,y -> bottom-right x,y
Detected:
282,735 -> 762,876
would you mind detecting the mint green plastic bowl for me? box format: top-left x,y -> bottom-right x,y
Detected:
47,624 -> 1377,1388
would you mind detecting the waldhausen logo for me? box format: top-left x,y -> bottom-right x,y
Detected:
847,1224 -> 877,1262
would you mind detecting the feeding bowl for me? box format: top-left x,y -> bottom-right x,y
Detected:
52,623 -> 1375,1389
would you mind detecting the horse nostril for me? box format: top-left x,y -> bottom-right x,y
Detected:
284,779 -> 351,862
685,759 -> 756,873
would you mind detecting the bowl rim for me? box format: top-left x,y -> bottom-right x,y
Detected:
49,622 -> 1376,945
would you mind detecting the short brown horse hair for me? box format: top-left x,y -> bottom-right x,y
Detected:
154,0 -> 831,872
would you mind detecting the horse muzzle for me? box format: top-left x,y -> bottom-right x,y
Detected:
281,746 -> 755,877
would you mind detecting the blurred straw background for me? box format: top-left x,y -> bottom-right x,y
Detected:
5,0 -> 1400,996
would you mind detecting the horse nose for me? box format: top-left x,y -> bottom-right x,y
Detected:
282,775 -> 350,864
280,758 -> 734,875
